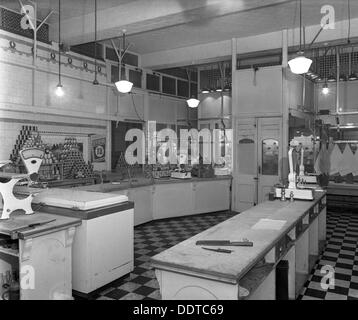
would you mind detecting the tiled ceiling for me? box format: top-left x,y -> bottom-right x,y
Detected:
1,0 -> 358,54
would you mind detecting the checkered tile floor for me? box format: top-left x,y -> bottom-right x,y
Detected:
298,208 -> 358,300
95,208 -> 358,300
96,211 -> 237,300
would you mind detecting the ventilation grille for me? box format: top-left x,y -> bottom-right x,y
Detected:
0,7 -> 50,43
315,51 -> 358,78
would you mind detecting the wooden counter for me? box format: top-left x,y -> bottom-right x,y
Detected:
152,191 -> 327,300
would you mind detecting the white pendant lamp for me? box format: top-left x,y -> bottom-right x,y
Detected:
187,97 -> 200,108
55,0 -> 64,97
55,83 -> 65,97
322,82 -> 329,95
288,54 -> 313,74
288,0 -> 312,75
186,69 -> 200,108
115,32 -> 133,94
115,79 -> 133,93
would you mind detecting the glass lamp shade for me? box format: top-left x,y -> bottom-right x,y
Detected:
327,74 -> 336,82
55,83 -> 64,97
349,73 -> 358,81
115,80 -> 133,93
322,84 -> 329,95
186,98 -> 200,108
288,55 -> 313,74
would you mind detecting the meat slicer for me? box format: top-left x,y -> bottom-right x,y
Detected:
0,148 -> 44,219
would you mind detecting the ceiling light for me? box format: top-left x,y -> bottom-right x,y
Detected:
349,72 -> 358,81
55,83 -> 64,97
113,31 -> 134,94
288,0 -> 312,75
223,83 -> 231,92
55,0 -> 64,97
201,88 -> 210,94
327,74 -> 336,82
288,54 -> 313,75
187,97 -> 200,108
115,80 -> 133,94
322,83 -> 329,95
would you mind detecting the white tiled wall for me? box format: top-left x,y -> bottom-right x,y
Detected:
0,30 -> 192,171
0,31 -> 109,170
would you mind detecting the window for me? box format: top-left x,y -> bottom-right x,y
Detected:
262,139 -> 279,175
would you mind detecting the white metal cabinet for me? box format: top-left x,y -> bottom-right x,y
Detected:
33,190 -> 134,295
193,180 -> 230,214
84,209 -> 133,292
152,183 -> 194,220
128,186 -> 153,226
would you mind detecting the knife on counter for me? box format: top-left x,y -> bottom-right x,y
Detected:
196,240 -> 253,247
202,247 -> 233,254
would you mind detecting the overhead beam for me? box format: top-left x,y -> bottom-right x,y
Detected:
56,0 -> 296,46
141,17 -> 358,69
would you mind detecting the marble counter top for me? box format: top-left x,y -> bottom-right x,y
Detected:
151,191 -> 326,284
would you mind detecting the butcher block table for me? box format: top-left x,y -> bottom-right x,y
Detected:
152,191 -> 327,300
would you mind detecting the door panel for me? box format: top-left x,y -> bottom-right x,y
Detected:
234,119 -> 258,211
233,117 -> 282,212
257,118 -> 282,203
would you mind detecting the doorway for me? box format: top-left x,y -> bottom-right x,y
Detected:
233,117 -> 282,212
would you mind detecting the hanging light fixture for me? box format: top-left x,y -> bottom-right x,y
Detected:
339,73 -> 347,82
223,81 -> 231,92
187,97 -> 200,108
288,0 -> 312,74
201,88 -> 210,94
322,82 -> 329,95
186,69 -> 200,108
93,0 -> 99,85
55,0 -> 64,97
115,32 -> 133,93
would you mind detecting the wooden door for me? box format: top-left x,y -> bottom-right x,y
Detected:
257,117 -> 282,203
233,118 -> 258,211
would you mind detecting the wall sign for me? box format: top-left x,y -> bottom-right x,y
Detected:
91,135 -> 106,162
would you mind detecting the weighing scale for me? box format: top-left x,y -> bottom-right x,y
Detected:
0,148 -> 44,220
171,154 -> 192,179
275,142 -> 314,200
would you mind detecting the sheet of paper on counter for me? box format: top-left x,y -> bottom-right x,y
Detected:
251,219 -> 287,230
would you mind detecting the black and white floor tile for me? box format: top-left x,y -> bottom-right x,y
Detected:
95,208 -> 358,300
298,208 -> 358,300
